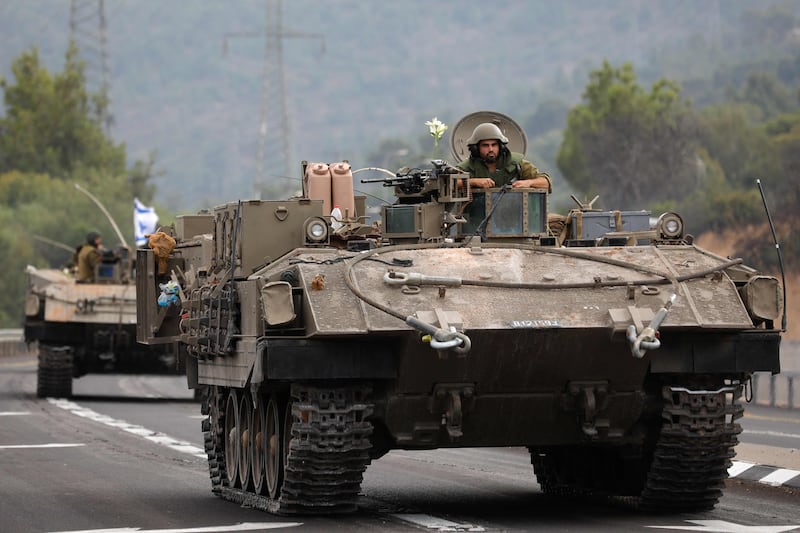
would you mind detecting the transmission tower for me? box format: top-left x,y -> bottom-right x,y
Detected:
69,0 -> 112,132
225,0 -> 324,199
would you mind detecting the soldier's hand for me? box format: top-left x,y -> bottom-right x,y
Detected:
469,178 -> 495,188
512,178 -> 546,188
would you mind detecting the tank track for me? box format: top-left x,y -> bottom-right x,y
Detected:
638,384 -> 743,512
202,383 -> 373,515
531,383 -> 743,512
36,345 -> 74,398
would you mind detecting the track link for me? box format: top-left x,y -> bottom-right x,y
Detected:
203,384 -> 373,515
36,345 -> 73,398
531,382 -> 743,512
639,384 -> 742,512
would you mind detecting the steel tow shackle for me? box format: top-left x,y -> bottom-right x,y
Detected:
627,293 -> 677,359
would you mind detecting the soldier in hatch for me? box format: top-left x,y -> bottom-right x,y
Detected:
457,122 -> 569,238
75,231 -> 104,282
457,122 -> 551,191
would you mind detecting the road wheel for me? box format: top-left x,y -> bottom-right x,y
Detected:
266,395 -> 284,499
223,389 -> 239,487
238,390 -> 253,490
251,391 -> 266,494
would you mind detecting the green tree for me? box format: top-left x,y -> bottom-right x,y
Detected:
0,45 -> 165,327
727,73 -> 798,120
0,43 -> 126,179
694,103 -> 781,189
557,61 -> 698,209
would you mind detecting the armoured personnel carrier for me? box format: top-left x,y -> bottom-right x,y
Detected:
137,112 -> 782,515
25,243 -> 178,398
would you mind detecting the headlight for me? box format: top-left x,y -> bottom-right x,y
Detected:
656,212 -> 684,240
303,217 -> 329,244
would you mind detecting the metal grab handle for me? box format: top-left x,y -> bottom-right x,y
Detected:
384,271 -> 462,287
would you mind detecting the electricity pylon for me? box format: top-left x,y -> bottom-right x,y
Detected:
70,0 -> 112,132
224,0 -> 324,199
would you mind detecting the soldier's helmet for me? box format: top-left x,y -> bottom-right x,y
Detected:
466,123 -> 509,146
86,231 -> 101,244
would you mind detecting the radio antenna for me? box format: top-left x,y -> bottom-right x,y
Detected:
756,178 -> 787,332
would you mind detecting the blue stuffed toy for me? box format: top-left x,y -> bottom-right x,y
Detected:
157,280 -> 181,307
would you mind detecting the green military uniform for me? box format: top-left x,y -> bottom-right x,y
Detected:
76,243 -> 101,282
457,151 -> 552,192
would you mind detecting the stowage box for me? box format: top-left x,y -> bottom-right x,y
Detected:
569,210 -> 650,240
213,199 -> 324,276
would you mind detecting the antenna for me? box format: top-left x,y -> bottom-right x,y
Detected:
69,0 -> 112,132
756,178 -> 787,332
74,183 -> 131,250
224,0 -> 325,200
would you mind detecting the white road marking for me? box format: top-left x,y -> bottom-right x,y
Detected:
728,460 -> 756,477
0,443 -> 85,449
647,519 -> 800,532
49,522 -> 302,533
0,411 -> 31,416
742,429 -> 800,440
759,468 -> 800,486
729,460 -> 800,486
392,513 -> 485,532
42,399 -> 798,532
49,398 -> 206,458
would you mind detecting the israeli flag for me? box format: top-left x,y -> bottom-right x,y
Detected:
134,198 -> 159,247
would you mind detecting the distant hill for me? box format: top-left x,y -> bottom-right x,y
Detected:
2,0 -> 797,211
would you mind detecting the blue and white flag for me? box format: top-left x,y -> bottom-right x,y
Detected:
134,198 -> 159,247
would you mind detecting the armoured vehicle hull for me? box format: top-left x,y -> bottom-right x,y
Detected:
25,264 -> 178,398
137,120 -> 782,514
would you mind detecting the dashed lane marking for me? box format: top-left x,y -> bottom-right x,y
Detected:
0,410 -> 85,449
0,443 -> 85,449
647,519 -> 800,532
49,398 -> 206,459
728,461 -> 756,477
48,522 -> 302,533
391,513 -> 485,532
729,460 -> 800,488
760,468 -> 800,487
742,429 -> 800,440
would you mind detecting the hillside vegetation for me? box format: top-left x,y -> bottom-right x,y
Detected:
1,0 -> 799,330
3,1 -> 798,209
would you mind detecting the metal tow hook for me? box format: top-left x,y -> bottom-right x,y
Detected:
406,316 -> 472,355
627,293 -> 676,358
429,326 -> 471,354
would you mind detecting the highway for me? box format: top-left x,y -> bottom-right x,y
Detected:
1,351 -> 798,533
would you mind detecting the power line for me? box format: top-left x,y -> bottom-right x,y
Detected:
69,0 -> 112,132
224,0 -> 324,199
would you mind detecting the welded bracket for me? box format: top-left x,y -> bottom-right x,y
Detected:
567,381 -> 610,438
430,383 -> 475,440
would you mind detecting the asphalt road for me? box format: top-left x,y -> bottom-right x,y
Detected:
1,352 -> 799,533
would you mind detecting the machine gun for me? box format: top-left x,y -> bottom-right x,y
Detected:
359,159 -> 465,198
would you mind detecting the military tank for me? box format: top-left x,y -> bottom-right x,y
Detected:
25,242 -> 179,398
136,111 -> 782,515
